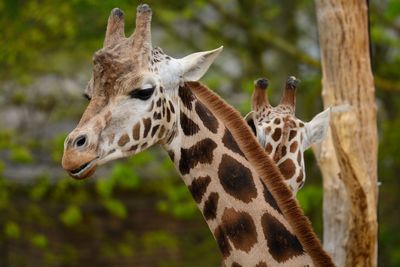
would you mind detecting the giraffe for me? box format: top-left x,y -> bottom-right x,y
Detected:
245,77 -> 332,194
61,5 -> 334,267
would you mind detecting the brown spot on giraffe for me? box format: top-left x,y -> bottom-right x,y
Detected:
166,107 -> 171,122
157,125 -> 166,139
290,141 -> 298,153
289,130 -> 297,141
214,225 -> 232,259
231,263 -> 242,267
178,86 -> 195,110
222,128 -> 245,157
118,133 -> 129,146
218,154 -> 257,203
179,138 -> 217,175
265,143 -> 273,154
180,111 -> 200,136
151,124 -> 160,137
255,262 -> 268,267
272,128 -> 282,142
278,159 -> 296,180
132,123 -> 141,140
195,101 -> 219,133
221,208 -> 258,252
188,176 -> 211,203
261,212 -> 304,263
129,144 -> 138,152
296,171 -> 304,183
143,118 -> 152,137
203,192 -> 219,220
262,183 -> 282,214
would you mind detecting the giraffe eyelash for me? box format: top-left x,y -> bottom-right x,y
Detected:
83,93 -> 91,101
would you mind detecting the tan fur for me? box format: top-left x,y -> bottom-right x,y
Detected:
186,81 -> 335,267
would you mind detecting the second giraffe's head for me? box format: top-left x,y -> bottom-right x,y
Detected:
62,5 -> 222,179
245,77 -> 331,193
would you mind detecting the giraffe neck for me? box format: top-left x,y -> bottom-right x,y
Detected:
163,86 -> 314,266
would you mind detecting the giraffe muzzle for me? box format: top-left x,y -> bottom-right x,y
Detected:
66,158 -> 98,179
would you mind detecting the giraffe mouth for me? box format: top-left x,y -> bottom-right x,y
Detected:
68,158 -> 98,179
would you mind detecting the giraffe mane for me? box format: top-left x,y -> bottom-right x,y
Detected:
186,81 -> 335,267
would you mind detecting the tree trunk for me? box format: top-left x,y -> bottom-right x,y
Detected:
314,1 -> 378,266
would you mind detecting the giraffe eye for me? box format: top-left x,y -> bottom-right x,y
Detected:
129,87 -> 155,100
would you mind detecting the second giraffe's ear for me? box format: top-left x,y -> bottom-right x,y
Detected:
303,108 -> 331,150
179,46 -> 223,81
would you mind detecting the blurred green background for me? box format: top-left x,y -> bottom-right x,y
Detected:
0,0 -> 399,266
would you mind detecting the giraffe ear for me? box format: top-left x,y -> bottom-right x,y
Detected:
303,108 -> 331,150
179,46 -> 223,81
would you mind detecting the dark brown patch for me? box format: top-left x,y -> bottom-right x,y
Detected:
180,111 -> 200,136
290,141 -> 298,153
153,112 -> 161,120
151,125 -> 160,137
281,145 -> 287,158
203,192 -> 219,220
178,86 -> 195,110
221,208 -> 258,252
255,262 -> 268,267
261,212 -> 304,263
222,128 -> 245,157
188,176 -> 211,203
274,118 -> 281,124
231,263 -> 242,267
265,126 -> 272,134
262,183 -> 282,214
265,143 -> 273,154
143,118 -> 152,137
166,108 -> 171,122
296,171 -> 304,183
214,225 -> 232,259
118,134 -> 129,146
218,154 -> 257,203
289,130 -> 297,141
129,144 -> 138,152
195,101 -> 219,133
156,98 -> 162,107
299,122 -> 304,127
278,159 -> 296,179
272,128 -> 282,142
140,142 -> 148,150
158,125 -> 166,139
179,138 -> 217,175
168,150 -> 175,162
132,123 -> 141,140
169,100 -> 175,114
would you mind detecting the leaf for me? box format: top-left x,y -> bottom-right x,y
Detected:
59,205 -> 82,226
103,199 -> 127,219
4,221 -> 20,239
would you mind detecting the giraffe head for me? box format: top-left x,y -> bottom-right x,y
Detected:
245,77 -> 331,192
62,4 -> 222,179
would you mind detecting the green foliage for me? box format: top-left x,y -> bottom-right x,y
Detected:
4,221 -> 20,239
10,146 -> 34,163
31,234 -> 48,249
102,198 -> 127,219
60,205 -> 82,226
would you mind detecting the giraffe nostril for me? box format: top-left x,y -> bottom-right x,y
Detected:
74,135 -> 87,148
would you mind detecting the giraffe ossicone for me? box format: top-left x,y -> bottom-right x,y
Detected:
62,4 -> 334,266
245,77 -> 332,194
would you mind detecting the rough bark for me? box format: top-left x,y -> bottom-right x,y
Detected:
314,0 -> 378,266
